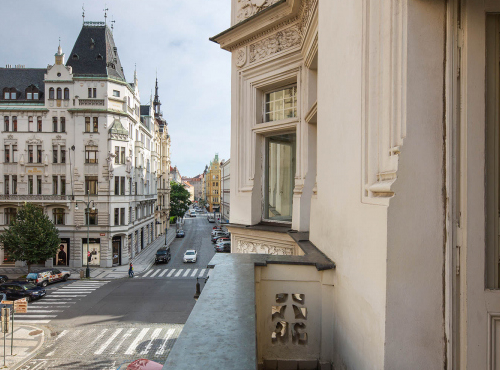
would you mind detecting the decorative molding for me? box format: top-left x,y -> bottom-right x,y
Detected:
297,0 -> 317,37
236,0 -> 282,23
236,47 -> 247,68
249,25 -> 301,63
236,240 -> 294,255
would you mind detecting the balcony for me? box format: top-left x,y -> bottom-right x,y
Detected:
162,231 -> 335,370
0,195 -> 69,201
78,99 -> 105,106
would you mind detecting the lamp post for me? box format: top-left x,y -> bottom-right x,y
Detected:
193,276 -> 209,301
75,183 -> 94,278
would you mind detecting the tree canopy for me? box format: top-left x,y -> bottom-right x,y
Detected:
0,203 -> 60,272
170,181 -> 192,219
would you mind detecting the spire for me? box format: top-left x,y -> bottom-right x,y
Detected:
134,63 -> 138,86
153,74 -> 161,118
55,38 -> 64,65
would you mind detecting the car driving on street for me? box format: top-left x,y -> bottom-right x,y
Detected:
155,247 -> 171,264
26,268 -> 71,287
183,250 -> 198,263
0,281 -> 46,302
176,230 -> 185,238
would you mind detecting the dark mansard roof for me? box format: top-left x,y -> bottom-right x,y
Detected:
0,68 -> 45,101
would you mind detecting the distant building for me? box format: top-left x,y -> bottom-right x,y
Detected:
169,165 -> 181,184
182,175 -> 203,201
182,180 -> 195,202
206,154 -> 221,213
221,159 -> 230,222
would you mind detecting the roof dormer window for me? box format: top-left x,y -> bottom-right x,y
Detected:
96,54 -> 103,60
26,85 -> 39,100
72,54 -> 79,60
3,88 -> 17,100
90,38 -> 95,50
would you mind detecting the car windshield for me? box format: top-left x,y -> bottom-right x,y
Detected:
156,251 -> 167,255
26,273 -> 38,279
186,251 -> 195,255
21,283 -> 37,290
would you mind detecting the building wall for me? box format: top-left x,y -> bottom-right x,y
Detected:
221,159 -> 230,222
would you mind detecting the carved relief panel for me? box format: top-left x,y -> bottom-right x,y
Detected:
236,0 -> 282,23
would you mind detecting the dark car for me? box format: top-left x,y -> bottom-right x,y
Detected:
176,230 -> 185,238
155,247 -> 171,264
26,268 -> 71,287
0,275 -> 8,284
0,281 -> 46,302
216,243 -> 231,253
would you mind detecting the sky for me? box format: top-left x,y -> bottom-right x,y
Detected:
0,0 -> 231,177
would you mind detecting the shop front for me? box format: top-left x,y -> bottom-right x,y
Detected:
82,238 -> 101,266
112,235 -> 121,266
53,238 -> 70,266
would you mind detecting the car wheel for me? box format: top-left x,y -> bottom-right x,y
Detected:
41,281 -> 48,287
26,295 -> 32,303
63,275 -> 68,282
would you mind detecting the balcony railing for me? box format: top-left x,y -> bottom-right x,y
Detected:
0,195 -> 69,201
78,99 -> 105,106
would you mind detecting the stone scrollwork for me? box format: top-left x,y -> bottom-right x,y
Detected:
249,25 -> 301,63
236,0 -> 281,23
236,47 -> 247,68
237,240 -> 293,255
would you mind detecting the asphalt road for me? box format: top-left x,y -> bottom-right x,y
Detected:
21,212 -> 216,370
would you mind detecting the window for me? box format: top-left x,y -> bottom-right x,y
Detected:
93,117 -> 98,132
53,208 -> 64,225
121,177 -> 125,195
27,92 -> 32,100
53,176 -> 58,195
115,177 -> 120,195
60,146 -> 66,163
53,146 -> 58,163
28,145 -> 33,163
37,145 -> 42,163
33,92 -> 38,100
114,208 -> 119,226
120,147 -> 125,164
28,116 -> 33,132
10,90 -> 16,100
115,146 -> 119,164
4,146 -> 9,163
37,176 -> 42,194
56,88 -> 62,100
37,117 -> 42,132
85,176 -> 98,195
52,117 -> 57,132
64,88 -> 69,100
4,208 -> 16,225
4,175 -> 9,195
28,176 -> 33,194
12,116 -> 16,132
265,85 -> 297,122
85,209 -> 98,225
264,133 -> 296,222
60,177 -> 66,195
60,117 -> 65,132
120,208 -> 125,225
12,145 -> 17,163
49,88 -> 54,99
85,117 -> 90,132
85,146 -> 98,164
3,117 -> 8,132
3,90 -> 9,99
12,176 -> 17,195
113,90 -> 120,97
88,88 -> 96,98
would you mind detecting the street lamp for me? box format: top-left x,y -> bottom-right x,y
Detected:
194,276 -> 209,301
75,183 -> 95,278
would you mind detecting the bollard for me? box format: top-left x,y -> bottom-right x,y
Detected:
80,270 -> 84,279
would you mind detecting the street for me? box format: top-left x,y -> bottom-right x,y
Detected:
19,212 -> 215,369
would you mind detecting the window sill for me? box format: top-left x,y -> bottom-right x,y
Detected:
83,132 -> 100,134
252,117 -> 299,134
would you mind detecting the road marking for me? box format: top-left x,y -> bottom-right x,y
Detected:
46,330 -> 69,356
159,269 -> 169,277
95,328 -> 123,355
16,315 -> 57,318
27,310 -> 63,313
47,295 -> 86,297
31,301 -> 75,305
50,292 -> 90,294
142,270 -> 153,277
124,328 -> 149,355
60,287 -> 97,289
191,269 -> 198,277
167,269 -> 176,277
175,269 -> 183,277
110,328 -> 135,354
156,328 -> 175,355
150,270 -> 161,278
199,269 -> 206,277
14,319 -> 51,323
183,269 -> 191,277
80,329 -> 108,356
140,328 -> 162,355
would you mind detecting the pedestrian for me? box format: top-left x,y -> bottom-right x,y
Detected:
128,262 -> 134,278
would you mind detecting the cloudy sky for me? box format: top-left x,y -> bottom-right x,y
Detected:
0,0 -> 231,177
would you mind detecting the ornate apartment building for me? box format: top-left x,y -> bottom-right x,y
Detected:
221,159 -> 230,222
0,21 -> 170,268
206,154 -> 221,213
162,0 -> 500,369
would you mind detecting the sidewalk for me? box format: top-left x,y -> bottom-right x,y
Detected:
90,231 -> 176,280
0,324 -> 44,369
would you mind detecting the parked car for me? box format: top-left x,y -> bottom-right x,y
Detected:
0,281 -> 46,302
212,231 -> 230,243
176,230 -> 185,238
189,210 -> 197,217
207,216 -> 215,223
0,275 -> 8,284
214,237 -> 230,246
26,268 -> 71,287
183,250 -> 198,263
155,247 -> 171,264
216,243 -> 231,253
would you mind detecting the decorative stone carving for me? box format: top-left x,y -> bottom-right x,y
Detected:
236,0 -> 281,23
126,155 -> 133,173
236,47 -> 247,68
7,135 -> 13,139
249,25 -> 301,63
86,139 -> 97,147
237,240 -> 293,255
106,152 -> 116,178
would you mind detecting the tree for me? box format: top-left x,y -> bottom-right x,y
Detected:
170,181 -> 192,219
0,203 -> 60,273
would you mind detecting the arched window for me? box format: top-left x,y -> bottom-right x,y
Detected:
49,88 -> 54,99
56,88 -> 62,100
64,88 -> 69,100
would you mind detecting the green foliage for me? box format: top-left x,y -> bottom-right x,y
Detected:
198,199 -> 208,209
0,203 -> 60,272
169,216 -> 177,224
170,181 -> 192,218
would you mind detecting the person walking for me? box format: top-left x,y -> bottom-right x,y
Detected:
128,262 -> 134,278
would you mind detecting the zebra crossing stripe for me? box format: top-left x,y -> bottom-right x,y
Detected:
150,270 -> 161,278
140,328 -> 162,355
124,328 -> 149,355
110,328 -> 135,354
175,269 -> 183,277
95,328 -> 123,355
199,269 -> 206,277
167,269 -> 176,277
183,270 -> 191,277
156,328 -> 175,355
142,270 -> 153,277
191,269 -> 198,277
80,329 -> 108,356
159,269 -> 169,277
46,330 -> 69,356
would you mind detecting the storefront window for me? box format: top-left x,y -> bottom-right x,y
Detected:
82,238 -> 100,266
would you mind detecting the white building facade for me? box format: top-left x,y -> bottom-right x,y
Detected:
0,22 -> 164,268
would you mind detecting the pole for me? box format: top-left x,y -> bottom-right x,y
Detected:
10,310 -> 13,355
86,184 -> 91,278
165,226 -> 167,245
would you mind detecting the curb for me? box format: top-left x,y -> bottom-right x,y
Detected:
10,324 -> 45,370
135,232 -> 176,275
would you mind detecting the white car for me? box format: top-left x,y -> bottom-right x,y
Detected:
183,250 -> 197,263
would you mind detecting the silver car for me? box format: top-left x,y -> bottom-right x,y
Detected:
183,250 -> 197,263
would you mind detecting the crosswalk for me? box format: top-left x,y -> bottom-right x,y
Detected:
140,268 -> 208,279
15,280 -> 109,324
